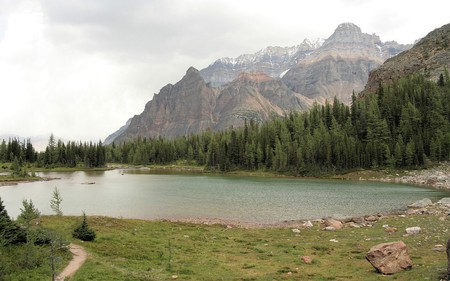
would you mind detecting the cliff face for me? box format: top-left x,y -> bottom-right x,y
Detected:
281,23 -> 410,103
364,23 -> 450,93
114,69 -> 312,141
114,67 -> 219,142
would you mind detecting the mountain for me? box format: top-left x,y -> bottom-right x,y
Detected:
364,23 -> 450,93
107,23 -> 412,142
104,118 -> 132,145
112,68 -> 312,142
281,23 -> 411,103
200,39 -> 324,87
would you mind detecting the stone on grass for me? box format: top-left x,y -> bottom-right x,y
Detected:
408,198 -> 432,208
384,227 -> 398,233
365,215 -> 377,222
324,218 -> 343,230
324,226 -> 336,231
303,220 -> 313,228
366,241 -> 413,275
405,227 -> 421,235
347,222 -> 361,228
291,228 -> 301,233
301,256 -> 313,264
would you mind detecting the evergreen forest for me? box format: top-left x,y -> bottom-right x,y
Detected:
0,134 -> 106,169
106,74 -> 450,174
1,74 -> 450,175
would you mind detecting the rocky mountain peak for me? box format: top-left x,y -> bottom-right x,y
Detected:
185,66 -> 201,77
323,22 -> 374,47
281,23 -> 411,103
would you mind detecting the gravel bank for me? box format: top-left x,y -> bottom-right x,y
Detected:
383,162 -> 450,190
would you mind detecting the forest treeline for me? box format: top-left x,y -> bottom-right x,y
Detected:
2,73 -> 450,174
107,74 -> 450,174
0,134 -> 106,168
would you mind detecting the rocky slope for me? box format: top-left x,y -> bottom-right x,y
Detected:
364,23 -> 450,93
281,23 -> 411,103
113,68 -> 312,141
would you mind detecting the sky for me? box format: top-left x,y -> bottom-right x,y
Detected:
0,0 -> 449,142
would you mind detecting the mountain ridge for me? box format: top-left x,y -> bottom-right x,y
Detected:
364,23 -> 450,93
107,22 -> 412,143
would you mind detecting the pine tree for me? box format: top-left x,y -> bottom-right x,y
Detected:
72,212 -> 96,241
50,187 -> 63,216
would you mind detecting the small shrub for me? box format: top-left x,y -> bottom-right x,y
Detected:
72,212 -> 96,241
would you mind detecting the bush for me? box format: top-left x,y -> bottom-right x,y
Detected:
72,212 -> 96,241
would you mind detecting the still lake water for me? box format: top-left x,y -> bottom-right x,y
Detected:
1,169 -> 449,223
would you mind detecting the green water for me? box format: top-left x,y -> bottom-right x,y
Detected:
1,169 -> 448,223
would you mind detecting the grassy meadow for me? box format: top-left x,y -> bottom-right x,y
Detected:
6,213 -> 445,281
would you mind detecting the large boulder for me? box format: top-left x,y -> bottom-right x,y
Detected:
366,241 -> 413,275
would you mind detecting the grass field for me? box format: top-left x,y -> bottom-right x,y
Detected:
12,213 -> 445,281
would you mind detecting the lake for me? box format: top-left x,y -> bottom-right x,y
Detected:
1,169 -> 449,224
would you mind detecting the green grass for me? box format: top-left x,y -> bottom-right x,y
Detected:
9,214 -> 445,281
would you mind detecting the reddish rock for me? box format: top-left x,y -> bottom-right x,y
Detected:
366,241 -> 413,275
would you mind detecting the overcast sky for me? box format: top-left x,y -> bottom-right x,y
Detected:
0,0 -> 449,142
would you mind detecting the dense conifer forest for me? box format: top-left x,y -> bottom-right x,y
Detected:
1,74 -> 449,174
0,134 -> 106,169
106,74 -> 450,174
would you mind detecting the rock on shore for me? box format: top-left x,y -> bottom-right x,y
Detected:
385,163 -> 450,190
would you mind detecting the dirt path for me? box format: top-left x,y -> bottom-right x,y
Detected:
56,243 -> 87,281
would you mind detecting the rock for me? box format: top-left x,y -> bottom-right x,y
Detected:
405,227 -> 421,235
291,228 -> 301,233
329,239 -> 339,243
301,256 -> 313,264
324,218 -> 343,230
438,198 -> 450,206
406,208 -> 428,215
324,226 -> 336,231
408,198 -> 432,208
365,215 -> 377,222
303,221 -> 313,228
384,227 -> 398,233
351,216 -> 366,224
366,241 -> 413,275
347,222 -> 361,228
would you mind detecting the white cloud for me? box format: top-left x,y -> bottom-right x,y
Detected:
0,0 -> 448,141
